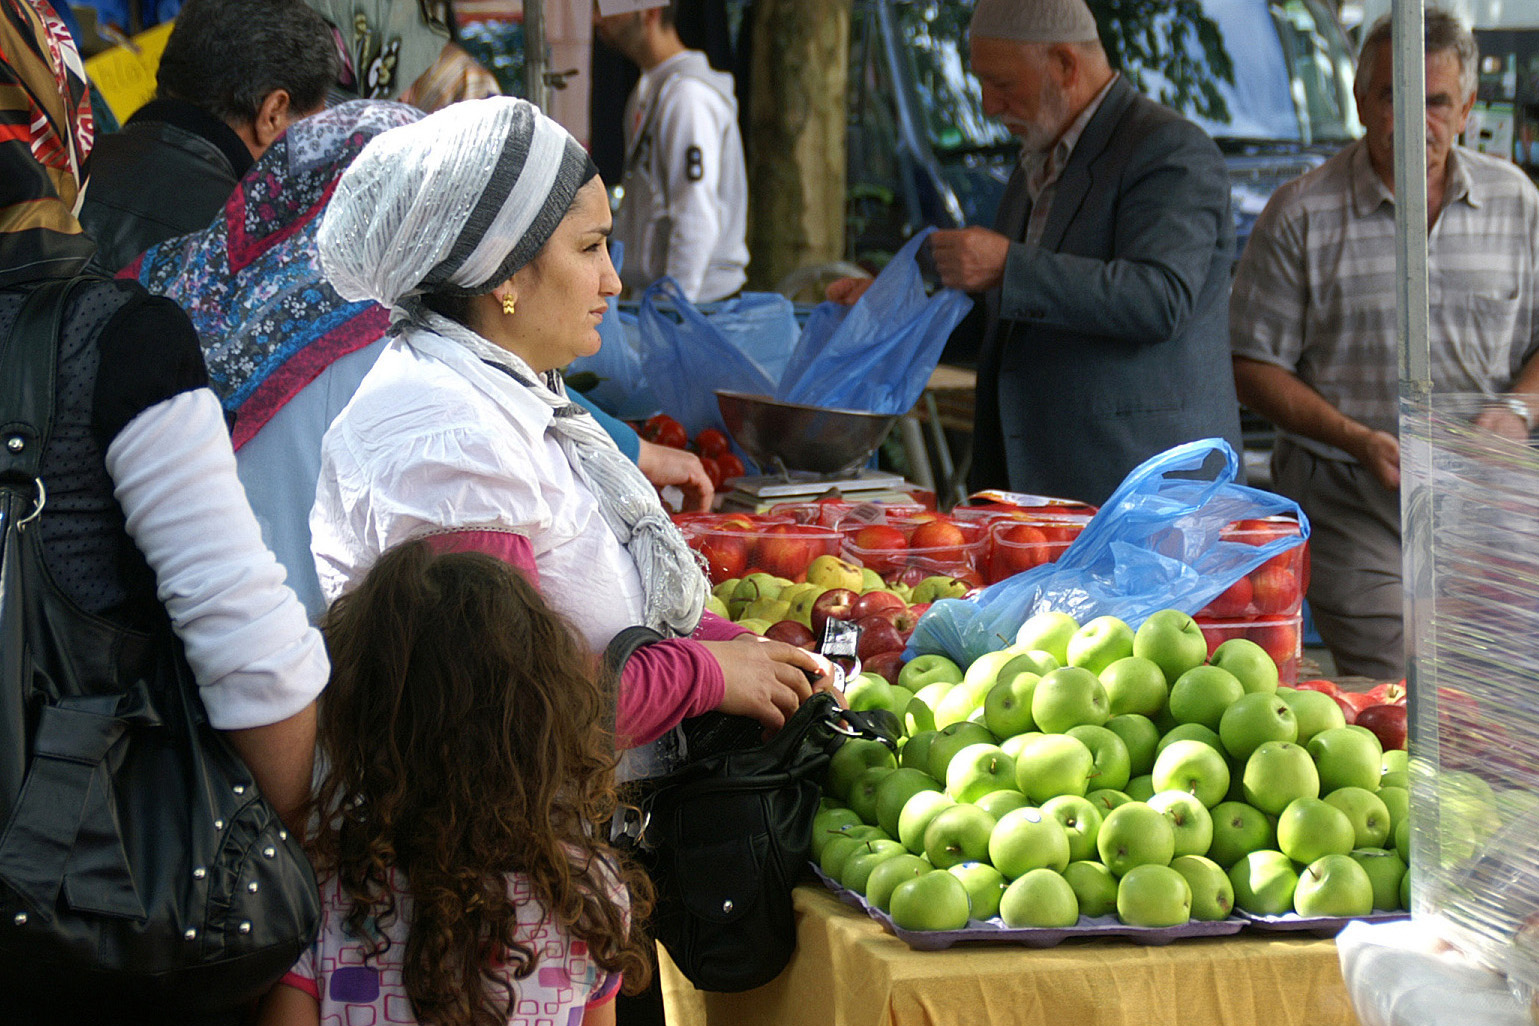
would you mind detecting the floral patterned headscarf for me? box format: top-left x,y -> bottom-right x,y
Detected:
0,0 -> 95,286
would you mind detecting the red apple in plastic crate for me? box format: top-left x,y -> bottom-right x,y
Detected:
842,515 -> 986,582
983,514 -> 1090,583
1195,517 -> 1309,619
687,517 -> 838,585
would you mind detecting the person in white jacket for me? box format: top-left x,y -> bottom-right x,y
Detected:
596,0 -> 749,302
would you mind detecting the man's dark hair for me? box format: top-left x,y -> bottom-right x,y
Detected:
156,0 -> 339,125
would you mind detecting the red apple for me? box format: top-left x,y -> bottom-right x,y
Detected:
848,524 -> 908,574
862,649 -> 905,686
908,519 -> 968,560
890,606 -> 920,643
1338,691 -> 1377,715
1294,678 -> 1340,698
763,619 -> 816,649
1330,693 -> 1359,725
1250,564 -> 1300,615
1355,704 -> 1408,751
994,523 -> 1050,577
810,588 -> 858,638
855,614 -> 905,660
1249,620 -> 1298,667
696,534 -> 748,583
1201,574 -> 1254,618
757,524 -> 819,581
1367,679 -> 1407,706
850,589 -> 906,621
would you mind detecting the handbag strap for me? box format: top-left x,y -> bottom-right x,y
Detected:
0,278 -> 76,490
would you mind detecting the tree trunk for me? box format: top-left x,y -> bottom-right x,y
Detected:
746,0 -> 851,292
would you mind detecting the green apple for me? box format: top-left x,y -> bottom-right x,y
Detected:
821,828 -> 888,880
864,853 -> 932,912
1013,733 -> 1095,802
889,870 -> 972,931
874,767 -> 942,839
1066,724 -> 1132,792
732,572 -> 781,606
1377,785 -> 1410,835
999,730 -> 1042,762
743,596 -> 791,623
1209,638 -> 1280,694
1207,801 -> 1276,869
983,671 -> 1041,739
1014,611 -> 1080,665
948,861 -> 1007,921
806,553 -> 865,591
1149,790 -> 1214,858
1105,714 -> 1161,777
1218,691 -> 1299,763
734,617 -> 773,634
903,695 -> 938,737
704,594 -> 730,619
1125,774 -> 1156,801
897,790 -> 955,854
860,567 -> 885,592
974,788 -> 1031,820
1400,864 -> 1411,910
1380,748 -> 1409,782
1170,854 -> 1234,921
1000,868 -> 1080,928
1242,741 -> 1320,815
1030,666 -> 1110,734
1276,688 -> 1347,746
1228,850 -> 1299,915
933,675 -> 996,731
1151,738 -> 1231,808
945,743 -> 1019,804
899,653 -> 965,691
910,680 -> 958,715
900,729 -> 938,771
1040,794 -> 1103,863
926,721 -> 995,783
1294,853 -> 1373,917
840,838 -> 907,893
825,737 -> 898,801
1277,797 -> 1356,864
1097,801 -> 1176,877
1307,727 -> 1383,795
811,807 -> 864,859
1394,817 -> 1410,864
1099,655 -> 1170,718
912,574 -> 970,605
847,765 -> 898,825
1323,787 -> 1392,848
1349,847 -> 1407,910
1062,860 -> 1119,918
1066,615 -> 1136,674
1086,788 -> 1134,814
1132,609 -> 1209,685
1154,722 -> 1224,759
787,584 -> 827,628
846,674 -> 899,715
923,803 -> 998,870
1116,864 -> 1192,927
1167,665 -> 1246,732
987,806 -> 1070,878
712,577 -> 741,604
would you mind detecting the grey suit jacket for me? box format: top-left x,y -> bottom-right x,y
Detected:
965,76 -> 1244,505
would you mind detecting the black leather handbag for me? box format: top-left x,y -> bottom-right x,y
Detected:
606,627 -> 896,993
0,278 -> 321,1014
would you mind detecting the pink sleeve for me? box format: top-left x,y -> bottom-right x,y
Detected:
615,639 -> 724,748
422,529 -> 538,582
693,609 -> 751,641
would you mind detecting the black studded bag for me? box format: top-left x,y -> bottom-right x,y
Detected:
0,278 -> 321,1015
605,626 -> 896,993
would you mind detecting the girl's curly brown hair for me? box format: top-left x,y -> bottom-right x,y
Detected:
309,540 -> 654,1026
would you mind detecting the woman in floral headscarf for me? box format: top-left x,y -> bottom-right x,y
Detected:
1,4 -> 327,1012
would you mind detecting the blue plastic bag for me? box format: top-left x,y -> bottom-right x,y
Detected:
905,439 -> 1310,667
636,277 -> 776,438
775,229 -> 972,413
705,292 -> 800,384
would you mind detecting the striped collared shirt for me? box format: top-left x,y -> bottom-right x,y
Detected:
1231,138 -> 1539,462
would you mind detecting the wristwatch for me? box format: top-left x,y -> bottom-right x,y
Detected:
1502,396 -> 1534,430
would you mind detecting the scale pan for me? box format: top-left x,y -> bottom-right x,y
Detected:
716,390 -> 898,477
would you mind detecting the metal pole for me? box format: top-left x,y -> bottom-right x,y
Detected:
524,0 -> 552,112
1393,1 -> 1429,388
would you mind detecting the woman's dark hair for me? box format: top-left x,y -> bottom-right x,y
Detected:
156,0 -> 338,125
310,540 -> 653,1026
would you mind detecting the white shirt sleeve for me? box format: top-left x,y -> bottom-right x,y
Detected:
655,78 -> 735,301
105,388 -> 329,730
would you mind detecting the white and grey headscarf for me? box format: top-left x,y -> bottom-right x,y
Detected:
316,96 -> 708,637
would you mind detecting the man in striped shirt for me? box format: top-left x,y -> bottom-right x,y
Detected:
1230,10 -> 1539,680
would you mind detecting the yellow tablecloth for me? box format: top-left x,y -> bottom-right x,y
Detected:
661,885 -> 1360,1026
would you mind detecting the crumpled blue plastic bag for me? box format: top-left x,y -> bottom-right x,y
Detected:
637,277 -> 776,438
776,228 -> 972,413
905,439 -> 1310,667
707,291 -> 800,384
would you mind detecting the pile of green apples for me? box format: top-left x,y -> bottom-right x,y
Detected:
815,608 -> 1415,935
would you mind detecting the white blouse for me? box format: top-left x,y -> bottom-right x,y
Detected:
309,331 -> 648,650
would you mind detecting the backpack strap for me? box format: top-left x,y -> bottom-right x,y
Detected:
0,279 -> 78,491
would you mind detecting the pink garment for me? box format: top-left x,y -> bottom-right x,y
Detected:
420,529 -> 724,748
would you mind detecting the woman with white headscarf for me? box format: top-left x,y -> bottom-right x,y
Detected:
311,96 -> 830,773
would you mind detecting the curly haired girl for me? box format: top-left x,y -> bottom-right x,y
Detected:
258,540 -> 654,1026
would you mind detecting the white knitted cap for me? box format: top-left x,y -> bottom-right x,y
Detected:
970,0 -> 1100,43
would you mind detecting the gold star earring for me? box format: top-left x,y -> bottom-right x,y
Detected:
502,294 -> 516,316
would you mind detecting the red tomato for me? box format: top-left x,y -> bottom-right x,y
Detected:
642,413 -> 688,449
697,455 -> 724,490
693,428 -> 731,458
716,452 -> 746,482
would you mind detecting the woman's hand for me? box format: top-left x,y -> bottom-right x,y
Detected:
637,439 -> 714,512
700,635 -> 840,731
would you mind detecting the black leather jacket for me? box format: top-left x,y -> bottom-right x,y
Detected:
78,98 -> 253,274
